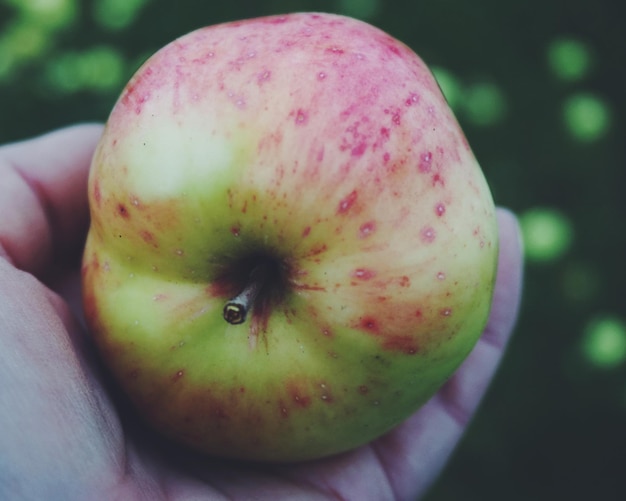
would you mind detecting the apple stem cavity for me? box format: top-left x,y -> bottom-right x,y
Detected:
223,263 -> 270,325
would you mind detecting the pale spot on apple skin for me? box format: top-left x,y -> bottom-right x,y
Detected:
326,46 -> 344,55
435,203 -> 446,217
319,382 -> 333,403
437,272 -> 446,281
257,70 -> 271,84
359,221 -> 376,238
171,340 -> 185,350
285,382 -> 312,409
418,151 -> 433,173
337,190 -> 358,214
405,92 -> 420,106
420,226 -> 436,243
294,109 -> 309,125
171,370 -> 185,382
358,316 -> 380,333
441,308 -> 453,317
352,268 -> 376,281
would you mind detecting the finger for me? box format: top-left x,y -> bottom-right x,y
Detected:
0,258 -> 127,498
371,207 -> 524,499
0,124 -> 103,276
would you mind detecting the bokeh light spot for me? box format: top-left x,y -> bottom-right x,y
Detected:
82,46 -> 126,91
336,0 -> 380,19
520,208 -> 574,263
93,0 -> 150,30
582,316 -> 626,369
462,81 -> 507,126
7,0 -> 76,29
45,52 -> 82,93
431,66 -> 463,112
563,93 -> 611,142
547,38 -> 592,82
0,21 -> 48,75
0,0 -> 77,82
45,46 -> 125,94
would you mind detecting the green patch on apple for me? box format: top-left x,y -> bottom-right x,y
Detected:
82,12 -> 498,462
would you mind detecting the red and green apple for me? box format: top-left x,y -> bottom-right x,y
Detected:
82,12 -> 498,462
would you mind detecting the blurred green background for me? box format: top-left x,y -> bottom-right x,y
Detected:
1,0 -> 624,499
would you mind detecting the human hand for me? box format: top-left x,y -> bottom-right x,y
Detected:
0,125 -> 523,501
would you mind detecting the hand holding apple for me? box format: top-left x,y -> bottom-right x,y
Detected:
82,12 -> 499,462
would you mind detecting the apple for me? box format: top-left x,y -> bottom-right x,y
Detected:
82,12 -> 498,462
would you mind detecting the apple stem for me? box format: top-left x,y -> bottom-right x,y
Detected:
223,264 -> 268,325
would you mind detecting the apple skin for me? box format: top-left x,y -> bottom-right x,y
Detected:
82,12 -> 498,462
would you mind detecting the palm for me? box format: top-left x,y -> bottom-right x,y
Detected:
0,125 -> 522,501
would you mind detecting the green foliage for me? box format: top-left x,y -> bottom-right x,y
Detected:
92,0 -> 150,30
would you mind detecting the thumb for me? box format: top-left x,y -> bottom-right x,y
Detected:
0,124 -> 103,276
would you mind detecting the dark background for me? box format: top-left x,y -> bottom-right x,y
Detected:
1,0 -> 624,499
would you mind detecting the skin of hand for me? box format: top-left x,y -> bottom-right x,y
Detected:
0,124 -> 523,501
